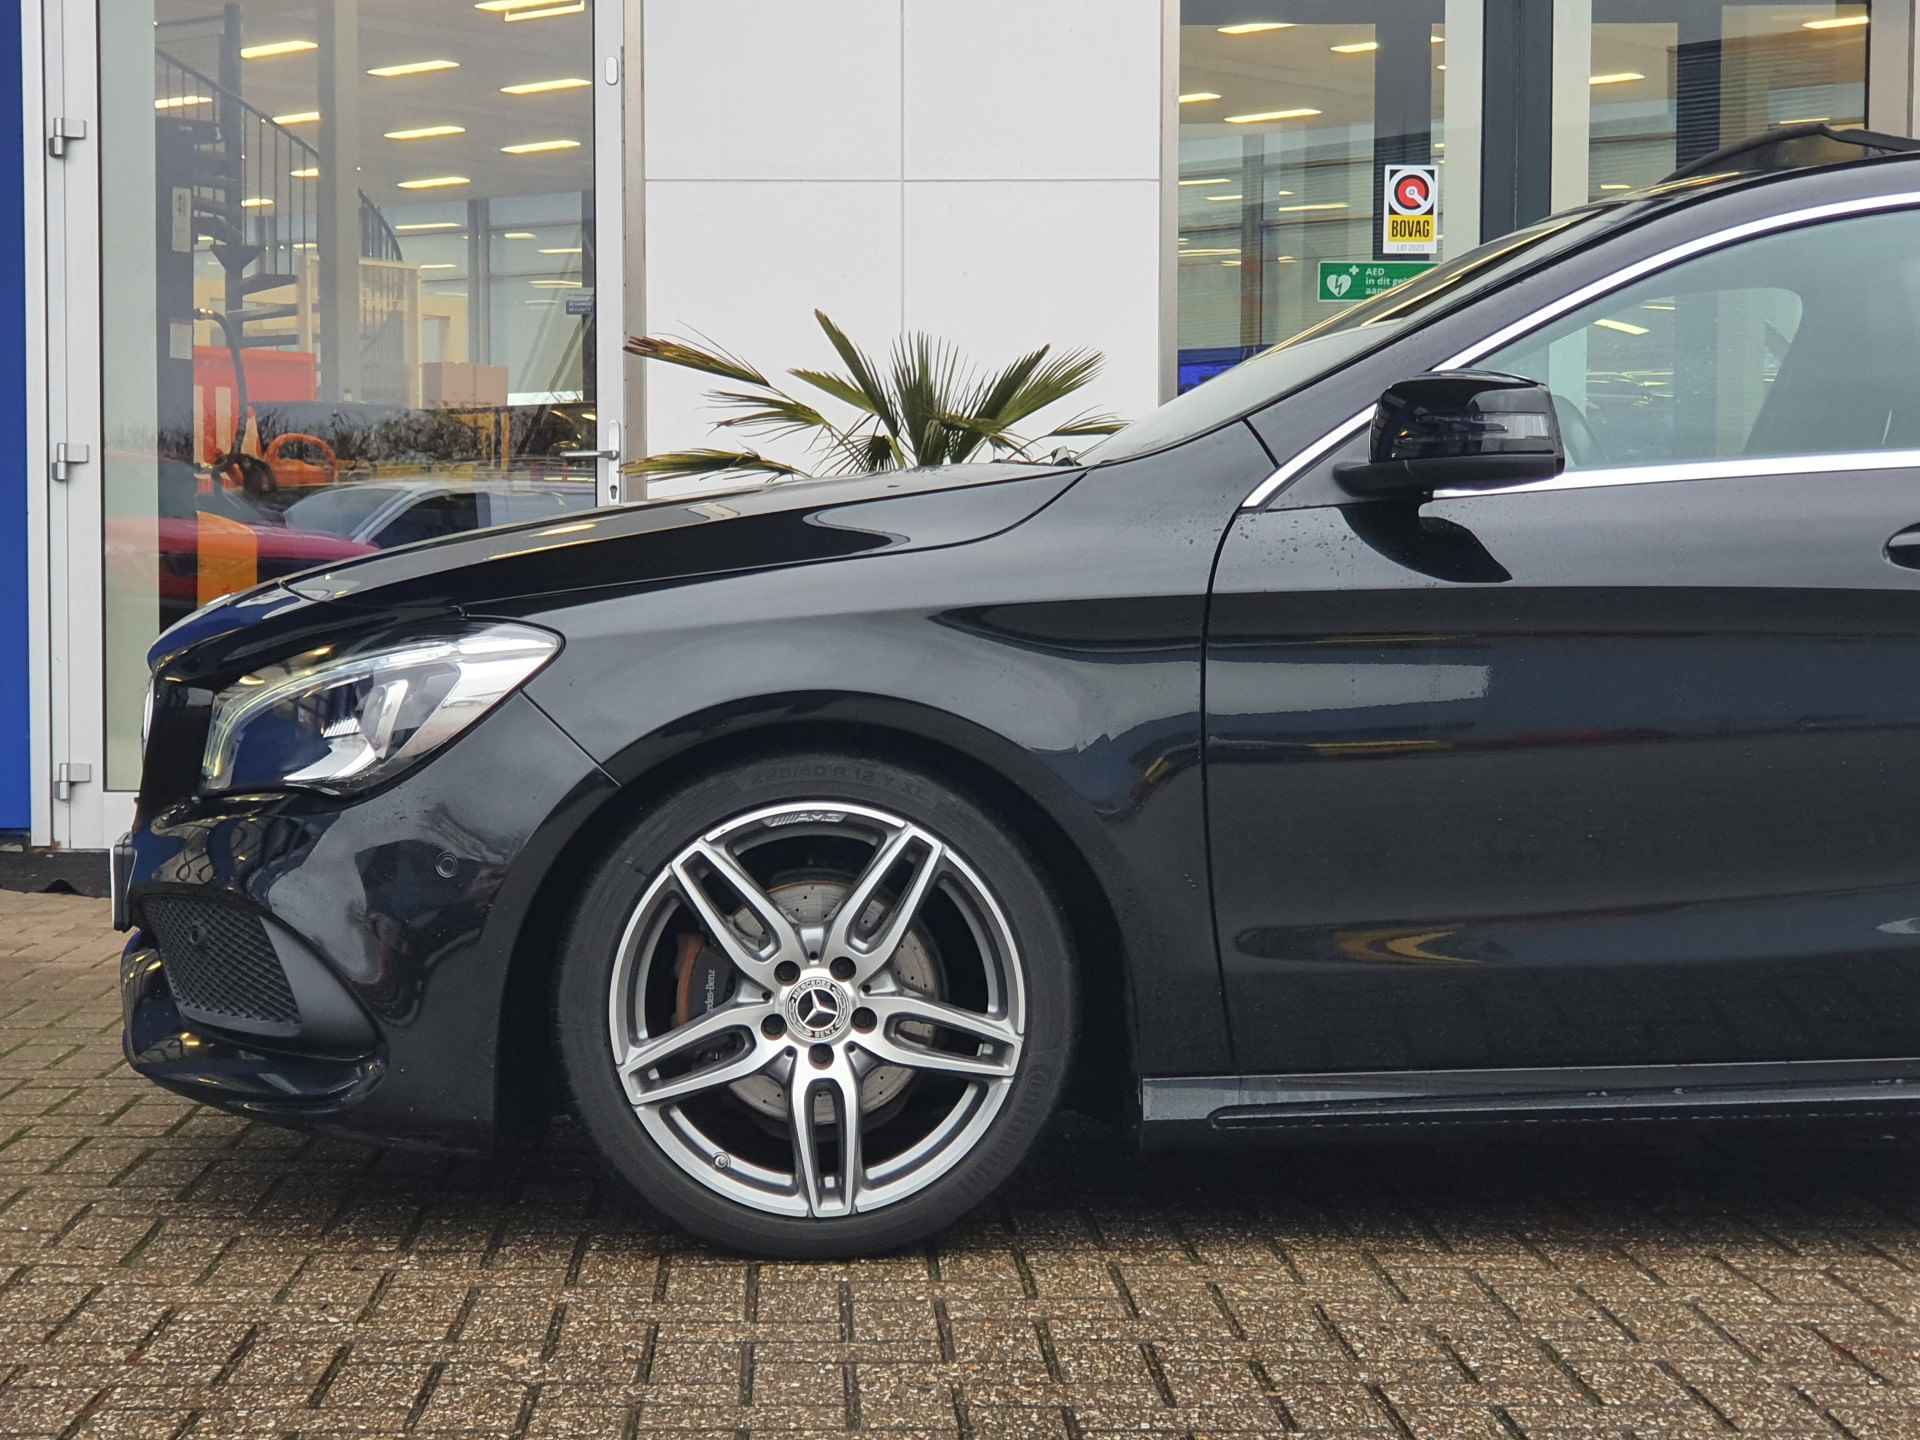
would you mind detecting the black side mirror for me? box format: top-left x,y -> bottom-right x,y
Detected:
1334,371 -> 1565,499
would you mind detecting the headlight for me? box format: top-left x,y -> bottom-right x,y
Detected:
201,623 -> 559,796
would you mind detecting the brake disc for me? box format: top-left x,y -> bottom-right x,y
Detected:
676,876 -> 941,1125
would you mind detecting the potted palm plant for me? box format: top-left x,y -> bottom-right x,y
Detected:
625,310 -> 1124,484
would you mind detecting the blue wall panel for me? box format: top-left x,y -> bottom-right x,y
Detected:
0,0 -> 29,829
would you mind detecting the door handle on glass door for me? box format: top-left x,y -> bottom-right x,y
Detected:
562,420 -> 622,464
1887,525 -> 1920,569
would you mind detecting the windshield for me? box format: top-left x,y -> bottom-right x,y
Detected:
1087,208 -> 1606,465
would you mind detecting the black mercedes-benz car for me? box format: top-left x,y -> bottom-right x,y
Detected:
118,130 -> 1920,1257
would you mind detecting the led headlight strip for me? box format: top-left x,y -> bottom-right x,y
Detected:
201,623 -> 559,796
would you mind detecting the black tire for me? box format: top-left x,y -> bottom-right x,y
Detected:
554,750 -> 1077,1258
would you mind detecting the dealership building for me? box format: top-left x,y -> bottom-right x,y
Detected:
5,0 -> 1911,854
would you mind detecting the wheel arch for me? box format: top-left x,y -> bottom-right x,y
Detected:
495,698 -> 1141,1139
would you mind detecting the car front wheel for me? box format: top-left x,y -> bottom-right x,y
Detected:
555,751 -> 1076,1257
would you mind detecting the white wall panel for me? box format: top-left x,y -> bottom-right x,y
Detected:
643,181 -> 903,460
904,0 -> 1161,181
904,181 -> 1162,432
645,1 -> 903,180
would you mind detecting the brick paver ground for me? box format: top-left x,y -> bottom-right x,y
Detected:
8,891 -> 1920,1438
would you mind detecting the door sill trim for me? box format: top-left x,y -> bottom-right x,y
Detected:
1142,1058 -> 1920,1131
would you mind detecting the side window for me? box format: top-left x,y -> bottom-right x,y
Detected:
497,491 -> 567,524
373,493 -> 482,548
1482,209 -> 1920,473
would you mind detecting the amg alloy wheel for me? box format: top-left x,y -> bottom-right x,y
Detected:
556,753 -> 1075,1256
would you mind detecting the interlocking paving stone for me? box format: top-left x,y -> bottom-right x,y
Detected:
8,893 -> 1920,1437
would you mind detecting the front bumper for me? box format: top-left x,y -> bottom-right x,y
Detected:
121,937 -> 384,1117
118,690 -> 618,1150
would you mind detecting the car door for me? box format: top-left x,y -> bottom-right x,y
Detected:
1207,201 -> 1920,1078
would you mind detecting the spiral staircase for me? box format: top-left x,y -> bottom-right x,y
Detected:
154,47 -> 405,371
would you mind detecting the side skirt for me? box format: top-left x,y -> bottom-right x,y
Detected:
1139,1057 -> 1920,1144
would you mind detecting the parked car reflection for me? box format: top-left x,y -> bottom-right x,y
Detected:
283,480 -> 595,549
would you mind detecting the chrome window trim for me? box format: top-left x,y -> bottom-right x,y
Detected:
1434,448 -> 1920,502
1239,189 -> 1920,510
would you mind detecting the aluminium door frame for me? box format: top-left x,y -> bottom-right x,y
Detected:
22,0 -> 50,847
37,0 -> 108,852
33,0 -> 642,852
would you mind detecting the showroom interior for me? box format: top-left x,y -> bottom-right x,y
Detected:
12,0 -> 1917,855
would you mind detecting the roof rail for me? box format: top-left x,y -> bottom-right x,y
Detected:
1664,122 -> 1920,182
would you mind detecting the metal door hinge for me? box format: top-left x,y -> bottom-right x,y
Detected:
51,442 -> 91,482
48,118 -> 87,158
54,762 -> 92,803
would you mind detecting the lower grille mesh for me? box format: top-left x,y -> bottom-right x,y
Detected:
145,896 -> 301,1032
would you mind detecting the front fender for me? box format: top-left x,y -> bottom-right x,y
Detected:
508,423 -> 1272,1077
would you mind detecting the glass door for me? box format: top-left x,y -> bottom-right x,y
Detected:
46,0 -> 631,850
1173,1 -> 1475,392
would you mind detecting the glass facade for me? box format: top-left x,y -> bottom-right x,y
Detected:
1178,0 -> 1876,391
1177,3 -> 1448,391
21,0 -> 1915,841
1587,2 -> 1871,195
98,0 -> 604,786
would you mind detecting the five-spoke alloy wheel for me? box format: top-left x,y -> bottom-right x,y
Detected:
557,753 -> 1075,1257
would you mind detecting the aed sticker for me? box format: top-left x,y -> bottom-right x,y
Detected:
1383,164 -> 1438,256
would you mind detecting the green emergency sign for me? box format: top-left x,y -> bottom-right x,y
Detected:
1316,260 -> 1435,303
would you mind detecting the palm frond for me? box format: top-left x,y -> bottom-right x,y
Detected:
625,333 -> 769,387
814,311 -> 900,440
860,428 -> 894,474
891,332 -> 971,468
623,448 -> 811,481
966,346 -> 1051,428
984,349 -> 1107,431
790,367 -> 880,416
1037,409 -> 1126,437
705,389 -> 831,437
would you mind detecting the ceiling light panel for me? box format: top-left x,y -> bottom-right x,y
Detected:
1224,108 -> 1321,124
368,59 -> 460,78
241,39 -> 316,59
501,138 -> 582,154
501,77 -> 591,95
386,124 -> 466,141
396,175 -> 471,189
1218,22 -> 1293,35
505,2 -> 585,19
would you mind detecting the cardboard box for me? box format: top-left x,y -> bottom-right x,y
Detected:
421,362 -> 510,408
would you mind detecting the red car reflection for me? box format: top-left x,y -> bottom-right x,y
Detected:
109,512 -> 374,630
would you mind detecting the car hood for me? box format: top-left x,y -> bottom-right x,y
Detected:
274,462 -> 1080,614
